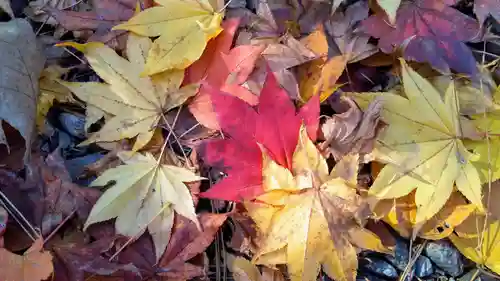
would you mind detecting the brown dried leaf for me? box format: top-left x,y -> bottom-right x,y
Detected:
158,213 -> 227,280
227,212 -> 258,255
44,0 -> 137,49
0,169 -> 39,251
474,0 -> 500,25
0,238 -> 53,281
320,97 -> 385,160
232,1 -> 317,99
39,149 -> 101,235
52,236 -> 142,281
324,1 -> 377,63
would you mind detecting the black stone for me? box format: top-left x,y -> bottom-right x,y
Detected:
386,239 -> 410,271
414,255 -> 434,278
359,256 -> 399,279
424,241 -> 464,277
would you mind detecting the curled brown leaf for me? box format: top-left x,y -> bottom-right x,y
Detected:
319,97 -> 385,160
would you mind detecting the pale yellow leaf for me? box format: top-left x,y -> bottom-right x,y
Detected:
113,0 -> 223,75
84,152 -> 203,261
351,59 -> 484,223
58,34 -> 196,150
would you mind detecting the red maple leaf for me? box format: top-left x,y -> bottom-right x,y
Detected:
362,0 -> 480,76
200,71 -> 319,201
185,19 -> 265,130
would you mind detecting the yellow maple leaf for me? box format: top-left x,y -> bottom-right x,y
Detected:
449,181 -> 500,275
36,66 -> 73,129
84,152 -> 204,261
246,127 -> 388,281
58,34 -> 198,151
113,0 -> 223,76
352,59 -> 484,223
374,191 -> 476,240
226,252 -> 286,281
298,25 -> 345,103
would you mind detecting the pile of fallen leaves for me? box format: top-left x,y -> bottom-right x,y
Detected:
1,0 -> 500,280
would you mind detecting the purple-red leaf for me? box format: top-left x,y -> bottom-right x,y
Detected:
362,0 -> 480,76
474,0 -> 500,25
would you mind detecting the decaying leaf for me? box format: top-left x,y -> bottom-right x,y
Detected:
0,238 -> 54,281
230,1 -> 317,99
319,96 -> 384,160
474,0 -> 500,25
84,152 -> 204,261
247,128 -> 388,281
59,34 -> 197,151
44,0 -> 136,49
113,0 -> 224,75
25,0 -> 80,24
52,234 -> 143,281
0,19 -> 45,162
200,72 -> 319,201
351,59 -> 484,223
297,1 -> 376,103
0,0 -> 13,17
324,1 -> 377,64
158,213 -> 227,280
362,0 -> 480,76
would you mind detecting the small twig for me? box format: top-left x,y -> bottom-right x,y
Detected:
161,111 -> 191,167
63,0 -> 85,10
0,200 -> 36,242
178,122 -> 201,139
158,106 -> 183,164
35,16 -> 51,36
479,268 -> 500,280
399,241 -> 427,281
472,49 -> 500,59
0,190 -> 40,241
217,0 -> 234,14
43,209 -> 76,245
62,47 -> 87,65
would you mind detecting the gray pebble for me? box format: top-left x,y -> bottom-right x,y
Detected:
424,241 -> 464,277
